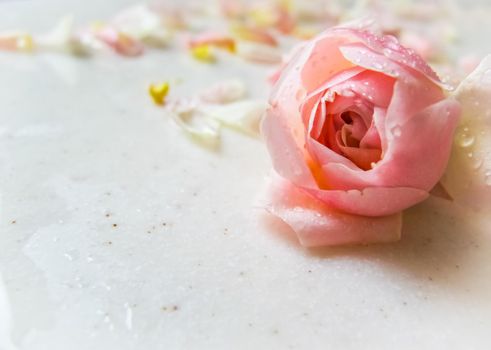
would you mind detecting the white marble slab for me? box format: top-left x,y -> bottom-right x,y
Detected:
1,1 -> 491,349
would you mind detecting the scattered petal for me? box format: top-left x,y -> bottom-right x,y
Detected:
166,99 -> 220,148
148,82 -> 170,105
189,32 -> 236,53
36,15 -> 92,56
199,79 -> 246,104
202,99 -> 267,136
0,32 -> 34,52
94,26 -> 144,56
111,4 -> 171,47
190,44 -> 216,63
230,25 -> 278,46
236,41 -> 282,64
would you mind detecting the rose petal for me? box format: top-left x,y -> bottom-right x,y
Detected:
336,28 -> 442,86
442,55 -> 491,211
189,31 -> 235,52
265,175 -> 402,247
331,70 -> 396,107
320,98 -> 461,191
201,99 -> 267,136
300,35 -> 356,92
261,107 -> 317,188
95,26 -> 144,56
199,79 -> 246,104
166,99 -> 220,148
305,185 -> 429,217
111,4 -> 171,47
236,41 -> 281,64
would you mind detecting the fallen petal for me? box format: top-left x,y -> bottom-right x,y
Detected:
201,99 -> 267,136
199,79 -> 246,104
236,41 -> 282,64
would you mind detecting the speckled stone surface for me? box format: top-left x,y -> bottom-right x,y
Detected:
1,1 -> 491,349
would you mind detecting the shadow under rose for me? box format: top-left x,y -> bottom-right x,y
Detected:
263,196 -> 491,292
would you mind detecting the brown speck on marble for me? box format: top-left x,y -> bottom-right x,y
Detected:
112,223 -> 118,228
11,220 -> 16,224
308,270 -> 312,273
428,276 -> 433,281
161,305 -> 179,312
272,329 -> 279,335
455,264 -> 460,269
106,241 -> 113,245
239,271 -> 245,276
105,213 -> 111,218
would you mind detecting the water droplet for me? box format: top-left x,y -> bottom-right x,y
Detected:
295,88 -> 306,101
391,126 -> 402,137
472,158 -> 483,170
383,48 -> 392,56
457,133 -> 475,148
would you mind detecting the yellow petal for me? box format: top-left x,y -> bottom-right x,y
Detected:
148,82 -> 170,105
190,44 -> 215,63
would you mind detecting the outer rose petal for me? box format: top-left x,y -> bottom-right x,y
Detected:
305,186 -> 429,217
442,55 -> 491,211
261,107 -> 317,188
337,28 -> 442,86
265,175 -> 402,247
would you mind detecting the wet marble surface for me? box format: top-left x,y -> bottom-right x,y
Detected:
1,1 -> 491,349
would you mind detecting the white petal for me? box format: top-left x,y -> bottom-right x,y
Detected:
201,100 -> 267,136
442,55 -> 491,211
166,100 -> 220,148
111,4 -> 171,47
236,41 -> 282,64
36,15 -> 92,56
199,79 -> 246,104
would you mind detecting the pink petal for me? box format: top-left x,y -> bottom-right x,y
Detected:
300,35 -> 357,92
265,176 -> 402,247
332,70 -> 396,107
95,27 -> 144,56
320,99 -> 461,192
188,31 -> 235,51
261,107 -> 317,188
335,28 -> 442,86
305,185 -> 429,217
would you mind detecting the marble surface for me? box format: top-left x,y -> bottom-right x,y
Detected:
1,1 -> 491,349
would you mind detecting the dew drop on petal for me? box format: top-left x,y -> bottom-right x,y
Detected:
472,158 -> 483,170
457,133 -> 475,148
391,125 -> 402,137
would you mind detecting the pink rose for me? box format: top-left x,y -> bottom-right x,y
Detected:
261,27 -> 461,247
